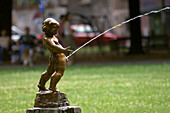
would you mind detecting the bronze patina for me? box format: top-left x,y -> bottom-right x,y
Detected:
38,18 -> 72,92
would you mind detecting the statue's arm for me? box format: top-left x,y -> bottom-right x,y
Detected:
44,38 -> 71,55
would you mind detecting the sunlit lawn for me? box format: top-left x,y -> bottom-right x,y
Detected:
0,63 -> 170,113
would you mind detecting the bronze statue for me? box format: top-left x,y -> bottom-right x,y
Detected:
38,18 -> 72,92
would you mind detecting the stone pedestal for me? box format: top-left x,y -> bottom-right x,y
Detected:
26,106 -> 81,113
26,90 -> 81,113
34,90 -> 70,107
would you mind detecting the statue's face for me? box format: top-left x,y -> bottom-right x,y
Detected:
42,18 -> 60,36
50,23 -> 59,35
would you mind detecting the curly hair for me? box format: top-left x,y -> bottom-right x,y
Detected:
42,18 -> 60,36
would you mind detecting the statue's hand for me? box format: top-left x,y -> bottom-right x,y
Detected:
64,46 -> 73,56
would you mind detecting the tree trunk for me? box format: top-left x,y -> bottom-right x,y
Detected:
128,0 -> 144,54
0,0 -> 12,36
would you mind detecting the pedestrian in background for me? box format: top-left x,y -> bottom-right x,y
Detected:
19,27 -> 37,66
64,12 -> 76,65
57,15 -> 66,47
0,29 -> 10,65
64,12 -> 76,49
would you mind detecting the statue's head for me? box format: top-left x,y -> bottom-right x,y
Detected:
42,18 -> 60,37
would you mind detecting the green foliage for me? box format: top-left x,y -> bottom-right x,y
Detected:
0,63 -> 170,113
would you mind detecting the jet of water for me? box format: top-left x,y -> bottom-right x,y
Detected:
66,7 -> 170,60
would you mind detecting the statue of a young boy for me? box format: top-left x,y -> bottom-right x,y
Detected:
38,18 -> 72,92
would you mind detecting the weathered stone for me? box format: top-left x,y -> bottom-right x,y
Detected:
34,90 -> 70,107
26,106 -> 81,113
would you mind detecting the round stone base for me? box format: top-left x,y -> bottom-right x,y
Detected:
26,106 -> 81,113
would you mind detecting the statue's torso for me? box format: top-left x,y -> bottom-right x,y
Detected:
43,36 -> 62,54
42,36 -> 66,65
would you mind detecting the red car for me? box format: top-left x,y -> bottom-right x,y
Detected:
71,24 -> 122,47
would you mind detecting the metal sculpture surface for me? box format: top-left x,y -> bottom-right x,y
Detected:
38,18 -> 72,92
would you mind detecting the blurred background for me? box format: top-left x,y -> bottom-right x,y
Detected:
0,0 -> 170,66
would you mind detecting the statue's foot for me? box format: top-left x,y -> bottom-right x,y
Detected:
49,87 -> 58,92
37,84 -> 48,91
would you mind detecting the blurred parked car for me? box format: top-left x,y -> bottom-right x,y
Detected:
71,24 -> 122,47
11,26 -> 24,42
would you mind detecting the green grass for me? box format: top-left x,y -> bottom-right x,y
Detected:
0,63 -> 170,113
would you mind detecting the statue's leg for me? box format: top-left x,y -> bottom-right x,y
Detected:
49,54 -> 66,92
49,71 -> 63,92
38,63 -> 54,91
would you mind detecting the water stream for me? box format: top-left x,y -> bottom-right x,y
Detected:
66,7 -> 170,60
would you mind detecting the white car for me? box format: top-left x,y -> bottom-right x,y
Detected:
11,26 -> 24,42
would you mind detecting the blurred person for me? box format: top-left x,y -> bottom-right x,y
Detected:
64,12 -> 76,49
10,40 -> 20,64
57,15 -> 66,47
0,45 -> 3,65
36,34 -> 45,55
0,29 -> 10,65
64,12 -> 76,65
19,27 -> 37,66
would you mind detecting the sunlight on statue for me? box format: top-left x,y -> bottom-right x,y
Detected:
38,18 -> 72,92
